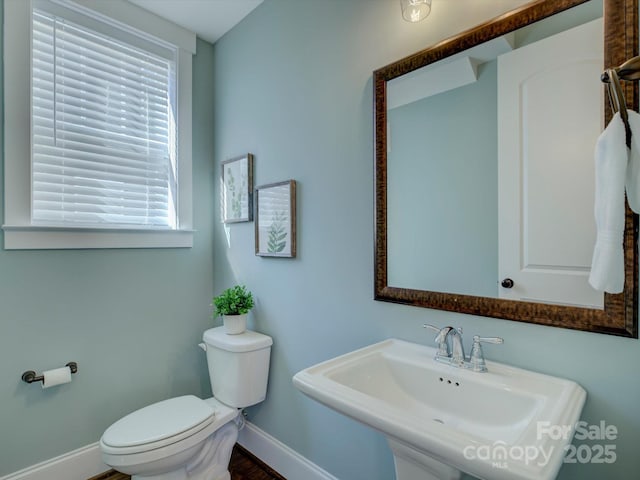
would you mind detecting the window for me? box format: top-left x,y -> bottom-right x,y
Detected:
32,9 -> 178,229
3,0 -> 196,249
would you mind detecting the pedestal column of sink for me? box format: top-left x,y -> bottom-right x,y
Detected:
388,439 -> 462,480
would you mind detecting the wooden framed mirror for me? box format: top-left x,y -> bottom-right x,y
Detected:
374,0 -> 638,336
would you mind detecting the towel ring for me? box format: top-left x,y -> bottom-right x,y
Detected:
607,68 -> 632,148
616,55 -> 640,82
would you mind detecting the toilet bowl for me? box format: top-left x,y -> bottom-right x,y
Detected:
99,328 -> 272,480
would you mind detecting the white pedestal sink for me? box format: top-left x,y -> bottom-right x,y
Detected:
293,339 -> 586,480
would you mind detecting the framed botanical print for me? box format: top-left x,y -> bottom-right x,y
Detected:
255,180 -> 297,258
222,154 -> 253,223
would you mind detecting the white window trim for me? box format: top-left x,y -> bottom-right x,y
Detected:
3,0 -> 196,249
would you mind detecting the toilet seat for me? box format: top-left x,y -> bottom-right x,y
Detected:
101,395 -> 215,455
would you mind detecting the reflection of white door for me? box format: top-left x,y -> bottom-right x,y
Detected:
497,19 -> 604,308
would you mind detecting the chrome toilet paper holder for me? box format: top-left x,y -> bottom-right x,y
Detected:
21,362 -> 78,384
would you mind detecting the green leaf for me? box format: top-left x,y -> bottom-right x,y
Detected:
266,212 -> 288,253
212,285 -> 254,317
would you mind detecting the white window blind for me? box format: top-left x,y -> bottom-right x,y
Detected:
31,9 -> 178,229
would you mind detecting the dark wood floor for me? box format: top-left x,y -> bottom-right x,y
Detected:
229,445 -> 286,480
89,444 -> 285,480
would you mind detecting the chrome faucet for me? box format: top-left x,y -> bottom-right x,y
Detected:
435,326 -> 465,366
423,324 -> 449,358
423,324 -> 503,372
468,335 -> 504,372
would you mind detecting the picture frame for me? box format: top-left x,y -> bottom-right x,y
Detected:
222,154 -> 253,223
255,180 -> 297,258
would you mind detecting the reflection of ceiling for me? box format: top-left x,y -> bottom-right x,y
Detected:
127,0 -> 263,44
388,35 -> 515,110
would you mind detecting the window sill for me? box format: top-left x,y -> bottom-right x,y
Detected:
2,225 -> 194,250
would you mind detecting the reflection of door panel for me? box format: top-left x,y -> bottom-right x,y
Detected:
497,19 -> 603,308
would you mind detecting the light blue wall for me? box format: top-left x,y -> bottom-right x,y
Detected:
212,1 -> 640,479
0,5 -> 219,473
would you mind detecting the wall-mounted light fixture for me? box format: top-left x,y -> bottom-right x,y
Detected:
400,0 -> 432,22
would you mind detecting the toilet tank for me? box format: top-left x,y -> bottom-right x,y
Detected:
202,327 -> 273,408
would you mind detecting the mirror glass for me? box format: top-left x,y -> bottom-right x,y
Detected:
387,0 -> 603,307
374,0 -> 638,336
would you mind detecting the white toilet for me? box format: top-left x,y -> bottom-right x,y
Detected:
99,327 -> 272,480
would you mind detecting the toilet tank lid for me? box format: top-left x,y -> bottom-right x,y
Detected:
203,327 -> 273,352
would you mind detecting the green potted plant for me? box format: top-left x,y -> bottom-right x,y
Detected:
212,285 -> 254,334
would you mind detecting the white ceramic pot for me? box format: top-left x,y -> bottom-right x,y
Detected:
222,314 -> 247,335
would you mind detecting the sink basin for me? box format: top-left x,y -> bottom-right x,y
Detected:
293,339 -> 586,480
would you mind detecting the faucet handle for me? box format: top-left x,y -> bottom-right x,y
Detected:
474,336 -> 503,345
423,324 -> 449,357
469,335 -> 504,372
423,324 -> 440,333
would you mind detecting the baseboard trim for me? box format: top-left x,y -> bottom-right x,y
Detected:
1,422 -> 336,480
0,443 -> 109,480
238,421 -> 339,480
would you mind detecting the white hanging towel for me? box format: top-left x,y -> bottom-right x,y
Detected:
589,112 -> 628,293
625,110 -> 640,212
